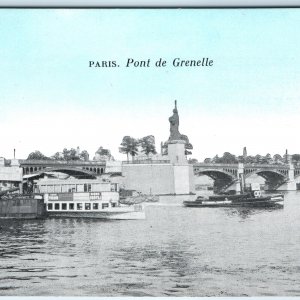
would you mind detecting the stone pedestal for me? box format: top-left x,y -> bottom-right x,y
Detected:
167,140 -> 186,164
168,140 -> 194,194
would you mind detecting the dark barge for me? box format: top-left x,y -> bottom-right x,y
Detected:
0,188 -> 46,219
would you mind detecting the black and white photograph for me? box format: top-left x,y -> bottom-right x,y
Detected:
0,7 -> 300,297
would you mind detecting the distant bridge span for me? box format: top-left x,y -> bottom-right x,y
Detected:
193,163 -> 297,192
20,159 -> 106,178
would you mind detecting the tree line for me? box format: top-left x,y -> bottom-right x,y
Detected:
27,148 -> 89,161
26,135 -> 158,162
203,152 -> 300,164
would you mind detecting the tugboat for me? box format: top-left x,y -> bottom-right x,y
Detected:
183,183 -> 284,208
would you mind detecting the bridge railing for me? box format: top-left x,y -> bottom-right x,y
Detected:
20,159 -> 106,166
194,163 -> 239,168
244,164 -> 289,169
194,162 -> 290,169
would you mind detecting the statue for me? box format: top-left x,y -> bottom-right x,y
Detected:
168,100 -> 181,141
163,100 -> 193,155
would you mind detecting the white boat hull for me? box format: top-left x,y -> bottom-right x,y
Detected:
47,205 -> 145,220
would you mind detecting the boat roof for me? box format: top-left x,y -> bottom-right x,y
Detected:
36,179 -> 113,185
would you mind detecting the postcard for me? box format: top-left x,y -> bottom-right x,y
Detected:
0,8 -> 299,297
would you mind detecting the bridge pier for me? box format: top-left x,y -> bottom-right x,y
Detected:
276,163 -> 296,191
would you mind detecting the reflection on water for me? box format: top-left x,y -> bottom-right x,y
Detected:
0,191 -> 300,296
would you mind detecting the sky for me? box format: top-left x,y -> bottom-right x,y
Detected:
0,8 -> 300,161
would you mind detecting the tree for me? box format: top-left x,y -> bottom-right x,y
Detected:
119,136 -> 139,161
292,154 -> 300,162
51,148 -> 89,161
139,135 -> 157,157
180,134 -> 193,155
211,155 -> 220,163
261,153 -> 272,164
189,158 -> 199,164
62,148 -> 79,161
254,154 -> 262,164
219,152 -> 238,164
52,152 -> 63,160
27,151 -> 49,160
80,150 -> 89,161
161,141 -> 169,155
237,155 -> 245,163
273,154 -> 283,164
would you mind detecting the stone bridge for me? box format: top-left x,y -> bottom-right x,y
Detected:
193,162 -> 299,192
20,159 -> 106,179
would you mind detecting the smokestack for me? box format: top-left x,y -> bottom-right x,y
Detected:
14,148 -> 16,159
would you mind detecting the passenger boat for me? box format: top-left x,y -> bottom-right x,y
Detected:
183,191 -> 284,208
35,179 -> 145,220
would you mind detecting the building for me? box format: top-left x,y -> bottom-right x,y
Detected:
0,157 -> 23,192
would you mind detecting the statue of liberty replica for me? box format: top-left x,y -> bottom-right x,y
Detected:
161,100 -> 193,156
168,100 -> 181,141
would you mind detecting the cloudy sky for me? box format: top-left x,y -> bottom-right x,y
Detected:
1,8 -> 300,161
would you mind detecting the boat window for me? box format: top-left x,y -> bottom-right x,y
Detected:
110,184 -> 118,192
50,185 -> 56,193
85,203 -> 91,210
62,203 -> 67,210
77,203 -> 83,210
54,185 -> 62,193
84,183 -> 92,192
93,184 -> 101,192
102,203 -> 109,209
69,203 -> 74,210
62,185 -> 75,193
76,184 -> 84,192
68,185 -> 76,193
48,203 -> 53,210
54,203 -> 60,210
93,203 -> 98,210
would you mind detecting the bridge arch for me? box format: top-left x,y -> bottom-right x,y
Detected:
194,169 -> 236,180
194,169 -> 237,192
25,166 -> 98,179
244,169 -> 288,180
244,168 -> 288,190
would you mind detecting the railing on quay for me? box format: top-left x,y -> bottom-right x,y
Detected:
122,159 -> 170,165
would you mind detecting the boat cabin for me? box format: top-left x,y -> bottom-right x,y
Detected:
35,179 -> 120,213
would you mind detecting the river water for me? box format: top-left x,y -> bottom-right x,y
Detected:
0,191 -> 300,296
